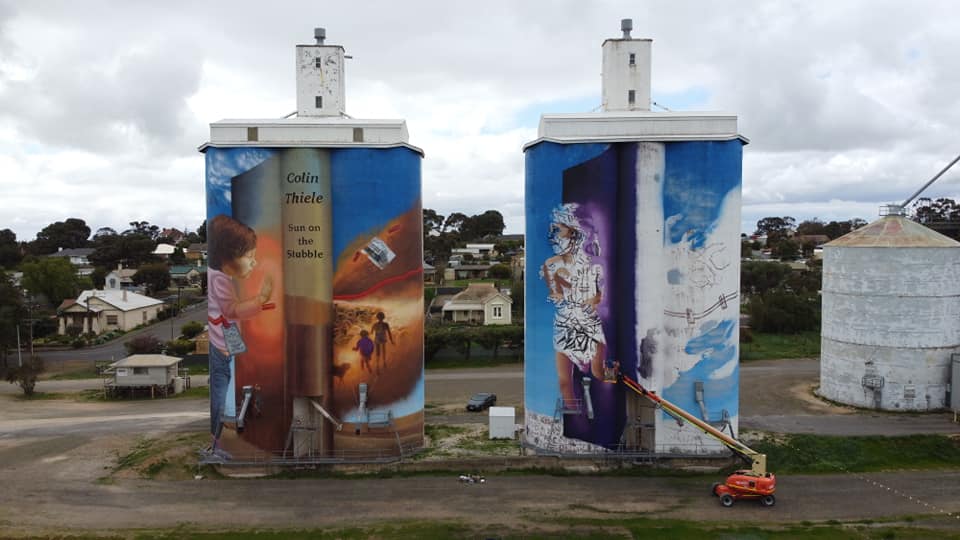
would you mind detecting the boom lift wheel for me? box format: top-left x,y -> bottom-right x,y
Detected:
761,495 -> 776,507
720,494 -> 734,507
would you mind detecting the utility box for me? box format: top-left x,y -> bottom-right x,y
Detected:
489,406 -> 516,439
952,355 -> 960,413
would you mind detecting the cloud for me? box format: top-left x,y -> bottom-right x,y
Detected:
1,1 -> 960,242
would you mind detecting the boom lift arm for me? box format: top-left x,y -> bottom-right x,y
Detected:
621,374 -> 767,475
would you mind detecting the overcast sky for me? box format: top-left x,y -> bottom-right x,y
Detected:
2,0 -> 959,241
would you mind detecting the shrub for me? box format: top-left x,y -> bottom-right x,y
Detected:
165,339 -> 195,357
180,321 -> 205,339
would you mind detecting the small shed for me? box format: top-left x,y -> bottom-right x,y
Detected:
488,406 -> 515,439
105,354 -> 183,398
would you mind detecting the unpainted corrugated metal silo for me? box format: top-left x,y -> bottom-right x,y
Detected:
820,215 -> 960,410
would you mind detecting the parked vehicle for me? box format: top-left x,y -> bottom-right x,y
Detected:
466,392 -> 497,411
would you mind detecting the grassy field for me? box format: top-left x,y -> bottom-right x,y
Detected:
740,331 -> 820,361
63,517 -> 960,539
754,433 -> 960,474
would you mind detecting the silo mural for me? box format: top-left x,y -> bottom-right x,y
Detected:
204,145 -> 424,460
524,140 -> 743,454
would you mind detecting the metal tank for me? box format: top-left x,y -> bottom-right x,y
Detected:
820,215 -> 960,411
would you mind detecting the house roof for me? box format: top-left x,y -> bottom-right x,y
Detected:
47,248 -> 95,258
445,282 -> 512,306
169,265 -> 200,275
188,243 -> 207,252
108,268 -> 138,279
111,354 -> 181,368
153,243 -> 176,255
75,289 -> 164,312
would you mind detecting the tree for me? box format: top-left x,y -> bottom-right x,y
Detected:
772,238 -> 800,261
740,261 -> 791,296
31,218 -> 91,255
133,263 -> 171,296
89,228 -> 157,269
0,229 -> 22,269
795,218 -> 826,236
125,335 -> 164,355
462,210 -> 506,241
754,216 -> 795,245
90,266 -> 108,289
443,212 -> 468,234
170,246 -> 187,265
423,208 -> 445,238
488,263 -> 512,280
509,280 -> 524,317
0,273 -> 26,370
196,220 -> 207,243
180,321 -> 205,339
474,326 -> 506,359
4,356 -> 44,396
125,221 -> 161,240
19,256 -> 79,307
911,197 -> 960,224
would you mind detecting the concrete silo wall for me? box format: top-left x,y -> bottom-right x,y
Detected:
820,246 -> 960,410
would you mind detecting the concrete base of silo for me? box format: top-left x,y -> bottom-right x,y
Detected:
820,337 -> 954,411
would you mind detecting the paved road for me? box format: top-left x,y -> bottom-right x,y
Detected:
4,360 -> 959,438
18,301 -> 208,366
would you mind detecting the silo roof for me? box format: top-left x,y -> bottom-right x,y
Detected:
826,215 -> 960,248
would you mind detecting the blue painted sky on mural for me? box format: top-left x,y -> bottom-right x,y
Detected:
2,1 -> 960,239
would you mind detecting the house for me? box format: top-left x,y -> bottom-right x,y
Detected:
465,243 -> 497,257
57,289 -> 164,335
426,287 -> 463,320
423,262 -> 438,285
46,247 -> 95,266
105,265 -> 138,290
170,265 -> 203,285
443,263 -> 494,281
160,228 -> 186,244
186,243 -> 207,262
442,282 -> 512,325
46,247 -> 96,277
103,354 -> 184,398
153,243 -> 176,259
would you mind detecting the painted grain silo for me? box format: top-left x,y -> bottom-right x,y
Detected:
820,214 -> 960,411
200,29 -> 424,462
523,20 -> 747,457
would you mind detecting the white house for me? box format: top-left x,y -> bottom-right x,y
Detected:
153,243 -> 177,258
105,266 -> 138,290
57,289 -> 164,335
442,282 -> 512,325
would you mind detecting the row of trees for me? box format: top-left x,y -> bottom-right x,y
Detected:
425,324 -> 523,363
423,209 -> 508,267
741,260 -> 821,334
0,218 -> 206,271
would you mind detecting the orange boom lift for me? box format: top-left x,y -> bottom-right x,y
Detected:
620,374 -> 777,507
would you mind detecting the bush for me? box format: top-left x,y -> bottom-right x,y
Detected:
5,356 -> 45,396
488,264 -> 512,280
180,321 -> 205,339
125,335 -> 164,355
747,290 -> 820,334
165,339 -> 194,357
71,338 -> 85,349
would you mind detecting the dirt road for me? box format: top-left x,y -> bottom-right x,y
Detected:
2,359 -> 960,536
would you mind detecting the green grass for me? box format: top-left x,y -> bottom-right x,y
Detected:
425,353 -> 521,369
45,366 -> 103,380
754,433 -> 960,474
740,331 -> 820,360
61,517 -> 960,539
172,385 -> 210,399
